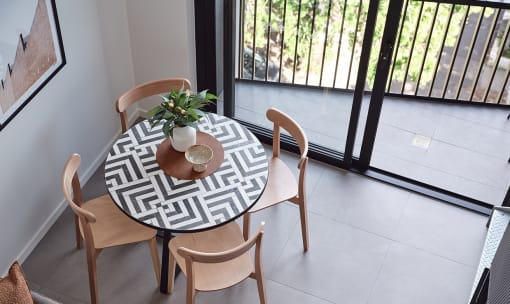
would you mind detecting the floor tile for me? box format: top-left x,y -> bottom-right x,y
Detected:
342,176 -> 410,239
424,140 -> 510,188
277,149 -> 327,200
414,165 -> 506,205
379,98 -> 442,137
395,194 -> 487,266
373,124 -> 430,164
22,208 -> 80,284
307,168 -> 351,222
309,169 -> 410,239
270,213 -> 391,304
441,104 -> 510,133
239,203 -> 300,275
434,114 -> 510,160
368,243 -> 476,304
163,275 -> 334,304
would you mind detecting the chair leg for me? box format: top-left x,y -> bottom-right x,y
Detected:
148,237 -> 161,285
299,198 -> 309,251
255,272 -> 267,304
243,213 -> 251,241
85,246 -> 99,304
185,277 -> 196,304
75,215 -> 82,249
184,259 -> 196,304
167,251 -> 177,293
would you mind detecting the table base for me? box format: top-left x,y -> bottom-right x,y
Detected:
159,230 -> 181,294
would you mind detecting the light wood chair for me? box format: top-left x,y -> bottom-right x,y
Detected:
243,107 -> 309,251
116,78 -> 192,132
61,153 -> 161,304
168,222 -> 266,304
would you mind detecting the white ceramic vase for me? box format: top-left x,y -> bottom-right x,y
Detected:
171,126 -> 196,152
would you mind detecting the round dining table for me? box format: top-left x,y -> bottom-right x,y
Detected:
104,113 -> 268,293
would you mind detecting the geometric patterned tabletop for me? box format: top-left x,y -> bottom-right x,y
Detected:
105,113 -> 268,233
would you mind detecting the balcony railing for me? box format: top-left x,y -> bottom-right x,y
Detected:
237,0 -> 510,105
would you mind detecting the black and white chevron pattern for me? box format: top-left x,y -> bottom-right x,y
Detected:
105,113 -> 268,232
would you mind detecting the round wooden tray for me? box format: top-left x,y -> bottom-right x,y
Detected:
156,132 -> 224,180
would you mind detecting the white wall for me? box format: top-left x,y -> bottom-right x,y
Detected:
0,0 -> 197,273
125,0 -> 197,112
96,0 -> 136,102
0,0 -> 133,273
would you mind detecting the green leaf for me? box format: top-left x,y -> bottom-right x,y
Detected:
147,106 -> 162,117
187,108 -> 199,120
160,94 -> 170,102
194,109 -> 206,118
162,121 -> 174,138
198,90 -> 207,99
205,92 -> 218,100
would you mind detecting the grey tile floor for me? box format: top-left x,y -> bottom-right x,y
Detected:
23,148 -> 488,304
235,82 -> 510,205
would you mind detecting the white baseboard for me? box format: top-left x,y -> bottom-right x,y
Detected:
15,109 -> 143,268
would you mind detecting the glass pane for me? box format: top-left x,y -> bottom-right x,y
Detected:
234,0 -> 375,153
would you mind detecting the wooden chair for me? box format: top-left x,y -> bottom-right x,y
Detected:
61,153 -> 161,304
116,78 -> 192,132
243,107 -> 309,251
168,222 -> 266,304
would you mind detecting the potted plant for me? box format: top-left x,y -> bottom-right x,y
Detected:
148,87 -> 217,152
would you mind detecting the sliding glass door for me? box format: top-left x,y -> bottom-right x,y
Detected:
225,0 -> 382,163
218,0 -> 509,212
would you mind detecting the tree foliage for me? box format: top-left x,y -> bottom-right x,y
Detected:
241,0 -> 496,92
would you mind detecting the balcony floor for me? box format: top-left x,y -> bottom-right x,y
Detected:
235,81 -> 510,205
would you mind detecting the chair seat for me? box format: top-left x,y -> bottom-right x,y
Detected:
169,222 -> 253,291
81,195 -> 156,249
248,157 -> 298,213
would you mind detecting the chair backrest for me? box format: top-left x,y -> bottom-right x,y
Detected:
116,78 -> 192,132
266,108 -> 309,197
266,108 -> 308,160
61,154 -> 96,244
177,223 -> 265,285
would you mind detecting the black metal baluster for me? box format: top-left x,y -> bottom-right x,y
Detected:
401,1 -> 424,95
278,0 -> 287,83
292,0 -> 303,84
265,0 -> 273,81
470,8 -> 500,102
306,0 -> 318,85
252,0 -> 258,80
442,5 -> 470,99
485,13 -> 510,102
497,68 -> 510,104
415,3 -> 439,96
239,0 -> 246,79
319,0 -> 333,87
455,7 -> 485,100
387,0 -> 409,93
497,39 -> 510,104
333,0 -> 348,88
347,0 -> 363,89
429,4 -> 454,97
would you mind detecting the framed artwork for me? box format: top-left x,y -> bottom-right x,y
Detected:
0,0 -> 65,131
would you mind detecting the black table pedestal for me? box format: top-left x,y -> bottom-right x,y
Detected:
159,230 -> 181,294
